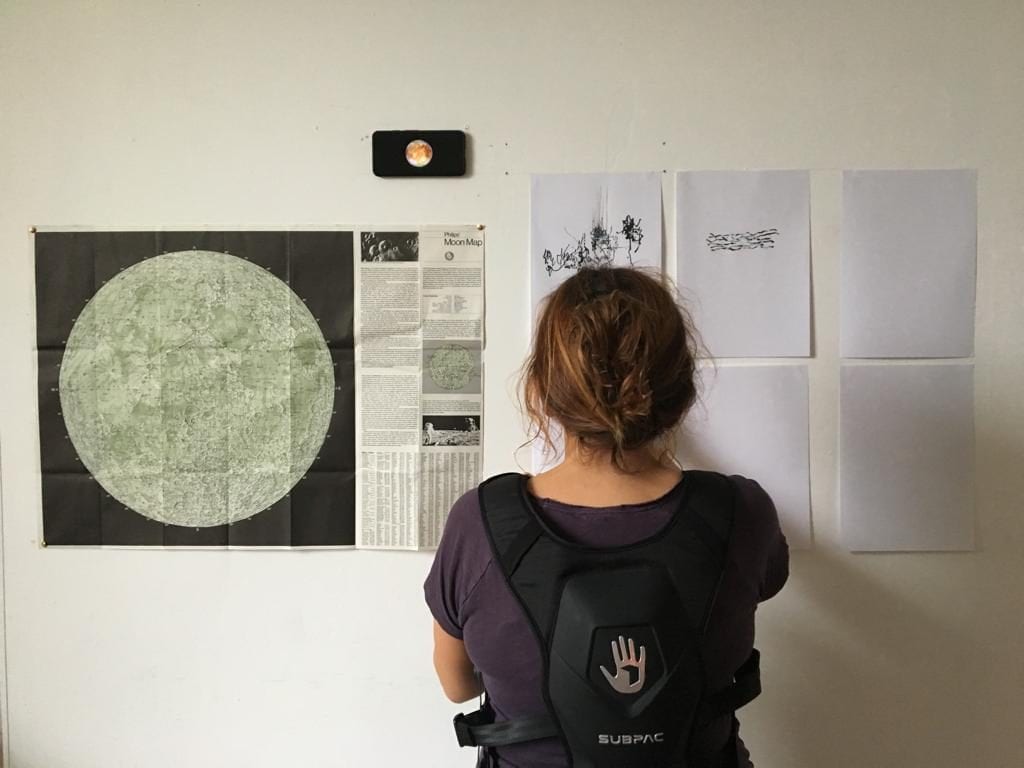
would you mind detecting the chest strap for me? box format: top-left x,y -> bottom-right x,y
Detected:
453,703 -> 559,748
454,648 -> 761,748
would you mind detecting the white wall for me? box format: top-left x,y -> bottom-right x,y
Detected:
2,1 -> 1023,766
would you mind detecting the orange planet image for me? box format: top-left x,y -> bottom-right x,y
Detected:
405,139 -> 433,168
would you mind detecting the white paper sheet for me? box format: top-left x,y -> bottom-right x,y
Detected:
530,172 -> 662,320
676,170 -> 810,358
678,364 -> 811,548
530,172 -> 663,471
840,169 -> 977,358
839,363 -> 975,552
531,420 -> 564,474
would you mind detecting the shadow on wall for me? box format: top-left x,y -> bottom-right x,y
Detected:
737,420 -> 1024,768
756,550 -> 975,768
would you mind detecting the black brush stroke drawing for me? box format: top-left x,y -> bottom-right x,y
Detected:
542,215 -> 645,276
706,228 -> 780,252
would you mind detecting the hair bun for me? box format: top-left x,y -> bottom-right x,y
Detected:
520,266 -> 702,470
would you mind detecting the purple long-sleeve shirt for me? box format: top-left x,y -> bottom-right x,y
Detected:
424,471 -> 789,767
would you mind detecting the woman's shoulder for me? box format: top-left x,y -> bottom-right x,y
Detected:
440,470 -> 781,543
435,474 -> 526,557
424,483 -> 498,636
687,469 -> 777,515
437,484 -> 489,547
710,471 -> 789,597
441,471 -> 528,528
686,469 -> 784,542
724,472 -> 778,520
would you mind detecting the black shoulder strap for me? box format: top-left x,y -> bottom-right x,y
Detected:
479,470 -> 733,581
477,472 -> 542,576
466,474 -> 563,751
671,469 -> 733,568
654,469 -> 735,635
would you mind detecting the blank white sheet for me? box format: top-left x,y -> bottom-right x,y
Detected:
676,170 -> 810,358
678,364 -> 811,548
840,363 -> 975,552
840,169 -> 977,358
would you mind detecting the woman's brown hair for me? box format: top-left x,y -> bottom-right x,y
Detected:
519,266 -> 704,472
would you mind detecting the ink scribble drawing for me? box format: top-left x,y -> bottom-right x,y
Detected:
706,228 -> 780,252
542,213 -> 645,276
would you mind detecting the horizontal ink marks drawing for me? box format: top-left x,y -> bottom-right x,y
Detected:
706,228 -> 780,252
542,215 -> 645,276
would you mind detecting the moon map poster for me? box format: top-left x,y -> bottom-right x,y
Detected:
33,228 -> 480,549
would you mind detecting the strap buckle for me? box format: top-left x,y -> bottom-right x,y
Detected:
453,709 -> 489,747
454,706 -> 559,748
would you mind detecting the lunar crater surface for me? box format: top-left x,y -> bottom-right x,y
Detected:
58,250 -> 335,527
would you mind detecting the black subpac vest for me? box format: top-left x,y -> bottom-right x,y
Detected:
453,470 -> 762,768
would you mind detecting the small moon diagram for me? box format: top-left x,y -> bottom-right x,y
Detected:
58,250 -> 335,527
428,344 -> 475,391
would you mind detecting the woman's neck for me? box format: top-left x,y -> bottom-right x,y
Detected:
528,438 -> 684,507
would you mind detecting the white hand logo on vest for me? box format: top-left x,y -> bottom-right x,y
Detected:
600,635 -> 647,694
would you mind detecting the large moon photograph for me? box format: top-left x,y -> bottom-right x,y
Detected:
35,230 -> 356,547
57,250 -> 335,527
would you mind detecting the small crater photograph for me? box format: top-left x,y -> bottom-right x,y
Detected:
360,232 -> 419,262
